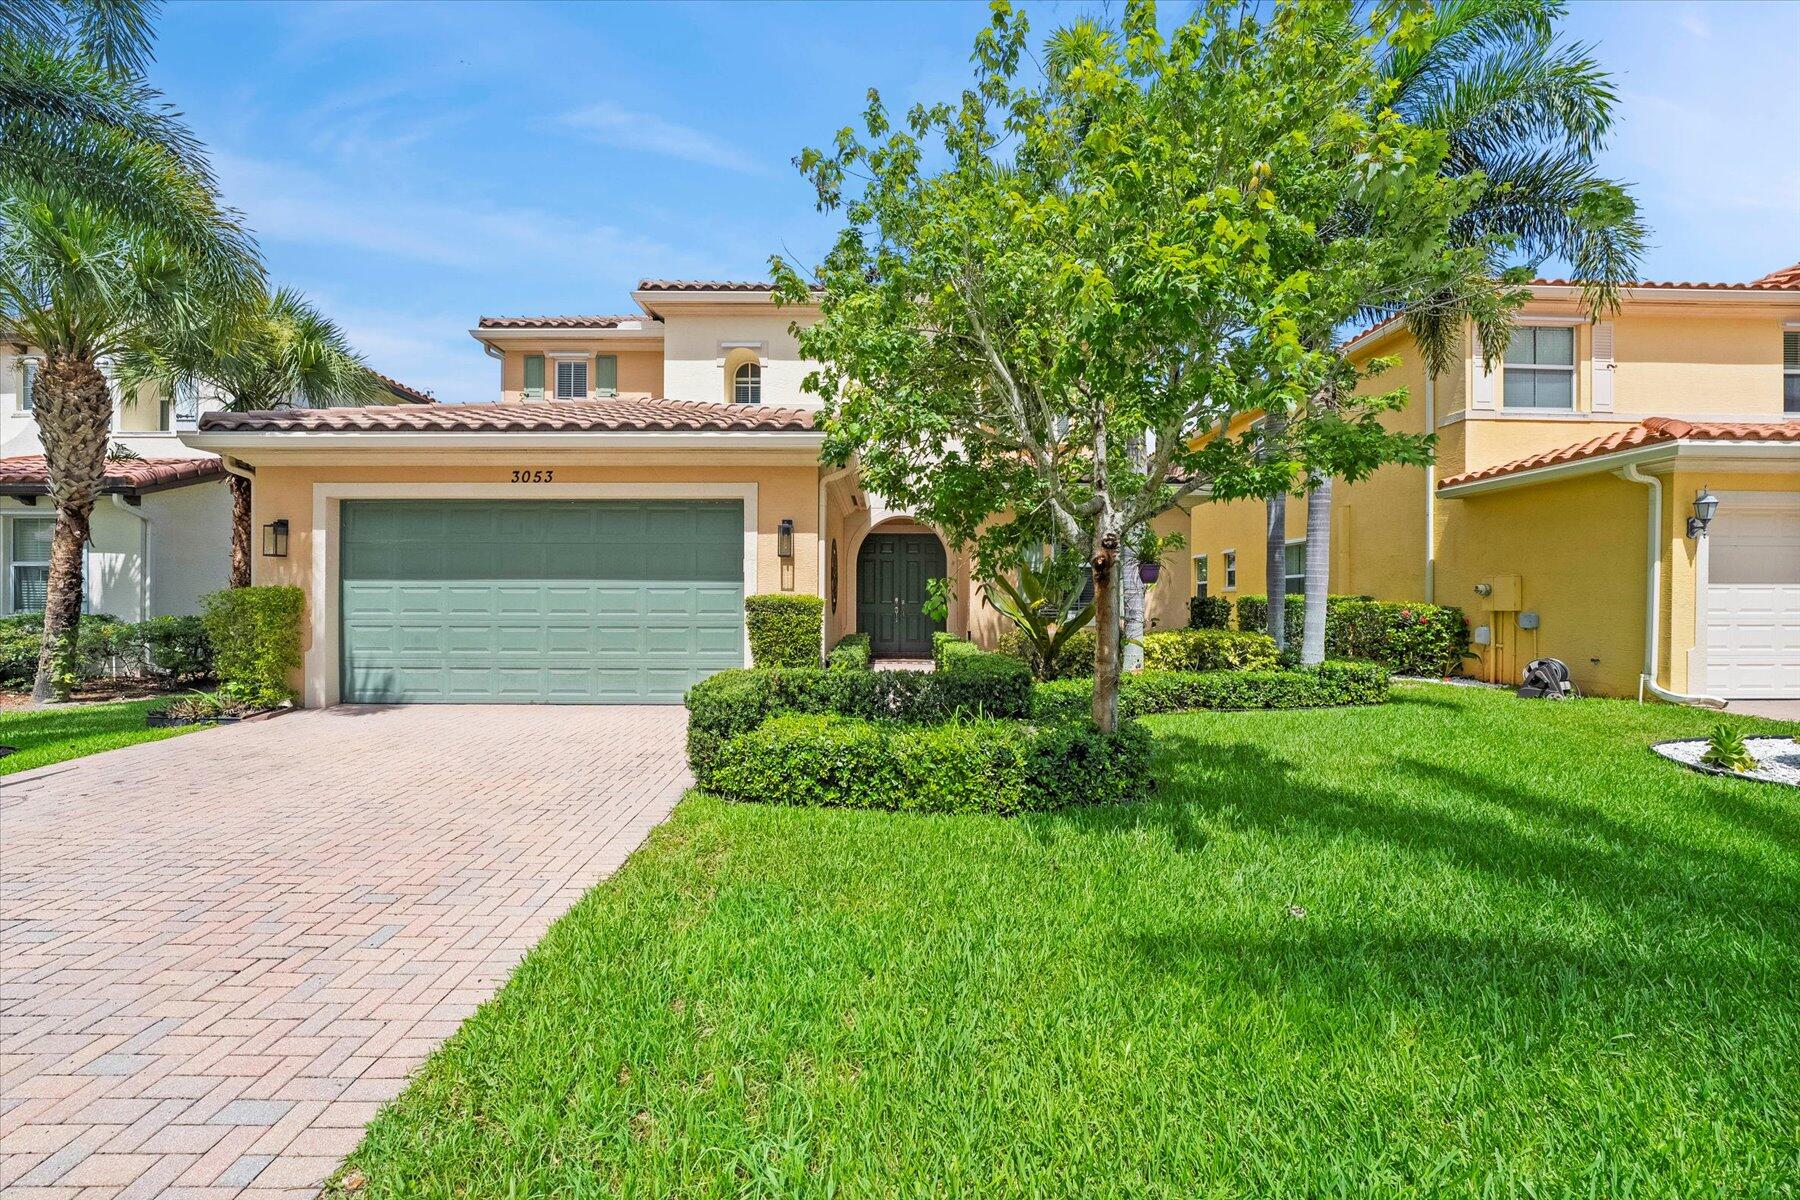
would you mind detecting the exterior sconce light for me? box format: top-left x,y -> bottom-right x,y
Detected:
1687,488 -> 1719,539
777,519 -> 794,559
262,519 -> 289,558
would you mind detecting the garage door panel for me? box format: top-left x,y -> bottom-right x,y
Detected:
1705,494 -> 1799,699
340,499 -> 745,704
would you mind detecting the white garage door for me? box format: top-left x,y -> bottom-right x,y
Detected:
1705,491 -> 1800,699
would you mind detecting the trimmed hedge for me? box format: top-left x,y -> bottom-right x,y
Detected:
685,660 -> 1035,785
745,594 -> 823,667
708,713 -> 1153,814
1188,595 -> 1232,629
202,586 -> 304,708
1234,593 -> 1305,644
1234,594 -> 1470,676
1032,660 -> 1390,720
1141,628 -> 1277,673
0,612 -> 212,687
827,633 -> 872,671
111,615 -> 213,681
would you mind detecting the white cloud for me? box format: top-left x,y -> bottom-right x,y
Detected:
561,102 -> 773,175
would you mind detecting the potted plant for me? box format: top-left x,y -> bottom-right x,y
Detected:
1133,529 -> 1186,585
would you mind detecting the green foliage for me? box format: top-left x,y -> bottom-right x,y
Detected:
999,627 -> 1096,681
1234,594 -> 1306,644
1188,595 -> 1232,630
1325,597 -> 1471,677
826,633 -> 872,672
1699,725 -> 1758,774
744,594 -> 823,668
684,660 -> 1036,786
1033,661 -> 1391,721
107,614 -> 212,681
0,611 -> 129,686
1141,629 -> 1278,673
200,586 -> 303,708
709,714 -> 1152,815
921,577 -> 953,625
980,558 -> 1094,682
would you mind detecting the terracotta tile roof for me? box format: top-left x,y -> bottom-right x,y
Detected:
476,314 -> 645,329
1438,417 -> 1800,490
1752,261 -> 1800,288
197,396 -> 817,434
375,373 -> 435,404
1531,272 -> 1800,292
0,454 -> 225,495
635,279 -> 777,292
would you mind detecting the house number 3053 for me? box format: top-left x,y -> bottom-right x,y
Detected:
510,469 -> 554,483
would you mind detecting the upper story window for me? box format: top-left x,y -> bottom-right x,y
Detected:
1283,541 -> 1306,595
1223,549 -> 1238,591
522,354 -> 544,400
1503,326 -> 1575,409
1194,554 -> 1208,599
18,357 -> 39,412
733,361 -> 761,405
158,380 -> 201,430
554,357 -> 588,400
1785,331 -> 1799,414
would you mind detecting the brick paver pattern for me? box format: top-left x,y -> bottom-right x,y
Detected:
1,704 -> 690,1198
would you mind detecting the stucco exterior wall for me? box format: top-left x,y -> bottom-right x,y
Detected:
660,313 -> 817,409
493,342 -> 664,403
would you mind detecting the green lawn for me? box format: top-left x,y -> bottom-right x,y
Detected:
0,698 -> 197,775
337,685 -> 1799,1198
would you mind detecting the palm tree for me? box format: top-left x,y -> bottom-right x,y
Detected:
124,288 -> 383,585
2,2 -> 260,701
1294,0 -> 1647,666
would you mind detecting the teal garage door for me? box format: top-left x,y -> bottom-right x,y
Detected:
339,499 -> 743,704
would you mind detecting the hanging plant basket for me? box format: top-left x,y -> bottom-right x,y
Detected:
1137,561 -> 1162,584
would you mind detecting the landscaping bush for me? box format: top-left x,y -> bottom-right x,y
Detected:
826,632 -> 872,671
111,615 -> 213,682
1233,593 -> 1305,643
201,586 -> 304,708
709,713 -> 1152,815
1140,628 -> 1277,673
744,594 -> 823,667
0,612 -> 128,687
1188,595 -> 1232,629
997,625 -> 1095,679
685,659 -> 1035,785
1032,660 -> 1390,720
1325,597 -> 1470,676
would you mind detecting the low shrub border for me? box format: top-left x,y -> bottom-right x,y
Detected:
1188,595 -> 1232,629
685,660 -> 1035,785
1032,660 -> 1390,720
1141,628 -> 1277,672
708,713 -> 1153,814
996,626 -> 1095,680
201,586 -> 304,708
827,633 -> 872,671
745,594 -> 823,667
1,612 -> 212,689
1234,594 -> 1469,676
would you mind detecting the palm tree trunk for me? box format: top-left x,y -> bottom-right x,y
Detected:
30,355 -> 112,703
1264,491 -> 1286,648
1301,475 -> 1332,665
228,473 -> 253,587
1090,532 -> 1121,732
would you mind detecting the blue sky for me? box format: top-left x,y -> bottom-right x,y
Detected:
153,1 -> 1799,404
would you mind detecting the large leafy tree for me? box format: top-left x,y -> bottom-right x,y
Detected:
776,0 -> 1511,730
122,288 -> 384,586
1281,0 -> 1646,665
1,0 -> 260,701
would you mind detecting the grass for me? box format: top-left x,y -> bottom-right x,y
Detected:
336,685 -> 1799,1198
0,698 -> 197,775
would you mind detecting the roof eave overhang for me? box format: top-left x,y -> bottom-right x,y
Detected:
180,430 -> 825,453
469,325 -> 661,343
1437,439 -> 1800,498
0,473 -> 221,500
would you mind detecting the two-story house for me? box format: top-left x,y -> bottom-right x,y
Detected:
179,278 -> 1192,706
1187,262 -> 1800,702
1,338 -> 432,623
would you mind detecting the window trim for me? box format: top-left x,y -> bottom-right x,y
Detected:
1283,538 -> 1306,596
1784,330 -> 1799,415
4,513 -> 58,614
1501,323 -> 1577,411
551,354 -> 589,401
1222,548 -> 1238,592
18,356 -> 41,413
1193,553 -> 1208,600
732,360 -> 762,405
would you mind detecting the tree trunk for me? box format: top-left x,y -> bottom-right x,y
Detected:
229,473 -> 253,587
1090,532 -> 1121,732
1264,491 -> 1286,648
1120,543 -> 1145,672
30,355 -> 112,703
1301,475 -> 1332,665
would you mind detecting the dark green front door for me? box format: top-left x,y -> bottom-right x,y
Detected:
856,533 -> 946,657
339,499 -> 743,704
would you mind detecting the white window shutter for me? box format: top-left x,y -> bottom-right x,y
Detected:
1590,321 -> 1615,412
1471,329 -> 1497,411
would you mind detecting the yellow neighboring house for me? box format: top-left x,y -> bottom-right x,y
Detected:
1188,262 -> 1800,703
179,280 -> 1190,707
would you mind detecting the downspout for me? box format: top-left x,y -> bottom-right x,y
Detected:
1617,463 -> 1727,708
1423,372 -> 1435,604
109,493 -> 150,622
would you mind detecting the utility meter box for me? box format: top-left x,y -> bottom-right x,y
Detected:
1483,573 -> 1523,612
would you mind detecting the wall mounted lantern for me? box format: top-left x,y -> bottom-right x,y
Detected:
1686,488 -> 1719,539
262,519 -> 289,558
777,518 -> 794,559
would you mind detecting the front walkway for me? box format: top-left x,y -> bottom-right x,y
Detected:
1,704 -> 690,1198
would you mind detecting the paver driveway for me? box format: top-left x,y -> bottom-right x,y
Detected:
1,704 -> 690,1198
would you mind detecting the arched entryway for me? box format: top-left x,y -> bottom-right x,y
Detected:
856,528 -> 947,657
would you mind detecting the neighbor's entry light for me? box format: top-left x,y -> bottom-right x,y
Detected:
1687,488 -> 1719,539
777,519 -> 794,559
262,519 -> 289,557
